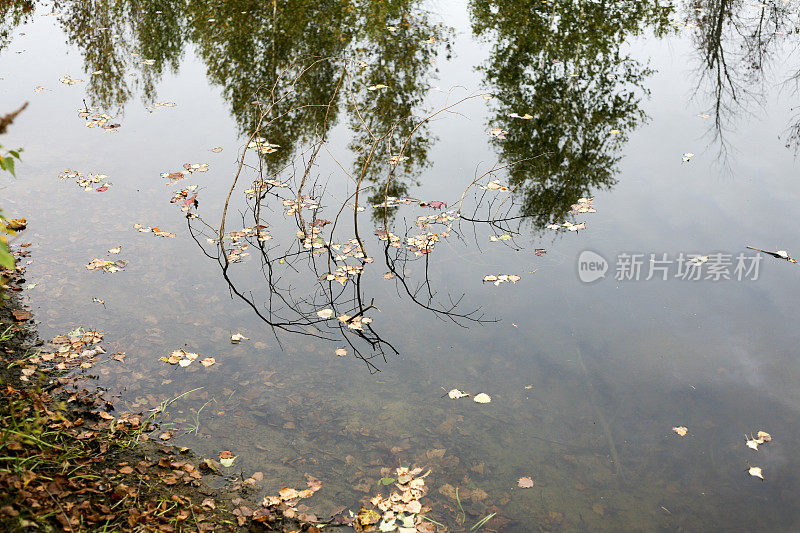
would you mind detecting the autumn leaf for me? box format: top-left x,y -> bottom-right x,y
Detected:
230,333 -> 248,344
672,426 -> 688,437
748,465 -> 764,480
316,309 -> 334,319
447,388 -> 469,399
517,476 -> 534,488
473,393 -> 491,404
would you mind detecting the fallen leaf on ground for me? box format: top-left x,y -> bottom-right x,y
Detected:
518,476 -> 534,488
11,309 -> 32,321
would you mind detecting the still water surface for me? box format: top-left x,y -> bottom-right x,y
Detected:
3,0 -> 800,530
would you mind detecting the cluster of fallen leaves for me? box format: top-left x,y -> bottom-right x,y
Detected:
58,169 -> 111,192
445,388 -> 491,403
546,221 -> 586,232
76,106 -> 120,132
283,195 -> 320,216
86,258 -> 127,273
169,185 -> 199,212
247,137 -> 280,154
159,349 -> 215,368
482,274 -> 520,286
59,74 -> 83,85
18,328 -> 123,381
316,308 -> 374,331
0,382 -> 241,532
672,425 -> 773,480
134,223 -> 175,238
257,474 -> 324,527
355,467 -> 434,533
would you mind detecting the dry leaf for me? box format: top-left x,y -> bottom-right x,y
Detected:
447,388 -> 469,399
517,476 -> 534,488
108,246 -> 121,254
756,430 -> 772,443
200,358 -> 216,367
672,426 -> 688,436
748,465 -> 764,480
335,348 -> 347,356
230,333 -> 249,344
316,309 -> 334,319
473,393 -> 491,404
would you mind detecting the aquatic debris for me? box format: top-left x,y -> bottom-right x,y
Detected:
159,349 -> 205,367
4,218 -> 26,230
546,221 -> 586,232
169,186 -> 199,211
388,154 -> 409,165
672,426 -> 688,436
482,274 -> 520,286
153,101 -> 176,108
160,171 -> 186,183
419,200 -> 446,210
747,465 -> 764,480
489,234 -> 512,242
210,146 -> 223,153
259,474 -> 323,525
317,309 -> 334,319
517,476 -> 534,488
76,107 -> 120,131
745,430 -> 772,450
368,84 -> 389,91
58,169 -> 111,191
218,450 -> 235,467
508,112 -> 533,120
446,388 -> 469,399
133,224 -> 175,238
182,163 -> 209,173
473,393 -> 491,404
488,127 -> 508,140
108,246 -> 121,254
361,466 -> 430,532
247,137 -> 279,154
230,333 -> 248,344
200,358 -> 216,367
746,246 -> 797,263
335,348 -> 348,356
34,85 -> 45,92
86,258 -> 127,273
58,75 -> 83,85
91,297 -> 104,305
682,152 -> 694,162
21,329 -> 107,379
570,197 -> 596,214
482,179 -> 509,191
534,248 -> 546,256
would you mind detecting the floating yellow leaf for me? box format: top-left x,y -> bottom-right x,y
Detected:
335,348 -> 347,356
473,393 -> 491,404
672,426 -> 688,436
748,465 -> 764,480
230,333 -> 248,343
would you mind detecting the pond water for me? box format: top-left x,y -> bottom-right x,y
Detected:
3,0 -> 800,530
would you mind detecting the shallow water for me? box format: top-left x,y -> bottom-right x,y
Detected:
3,0 -> 800,530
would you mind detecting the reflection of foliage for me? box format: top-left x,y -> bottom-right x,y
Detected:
346,5 -> 447,222
53,0 -> 444,185
686,0 -> 800,132
0,0 -> 34,52
470,0 -> 673,229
